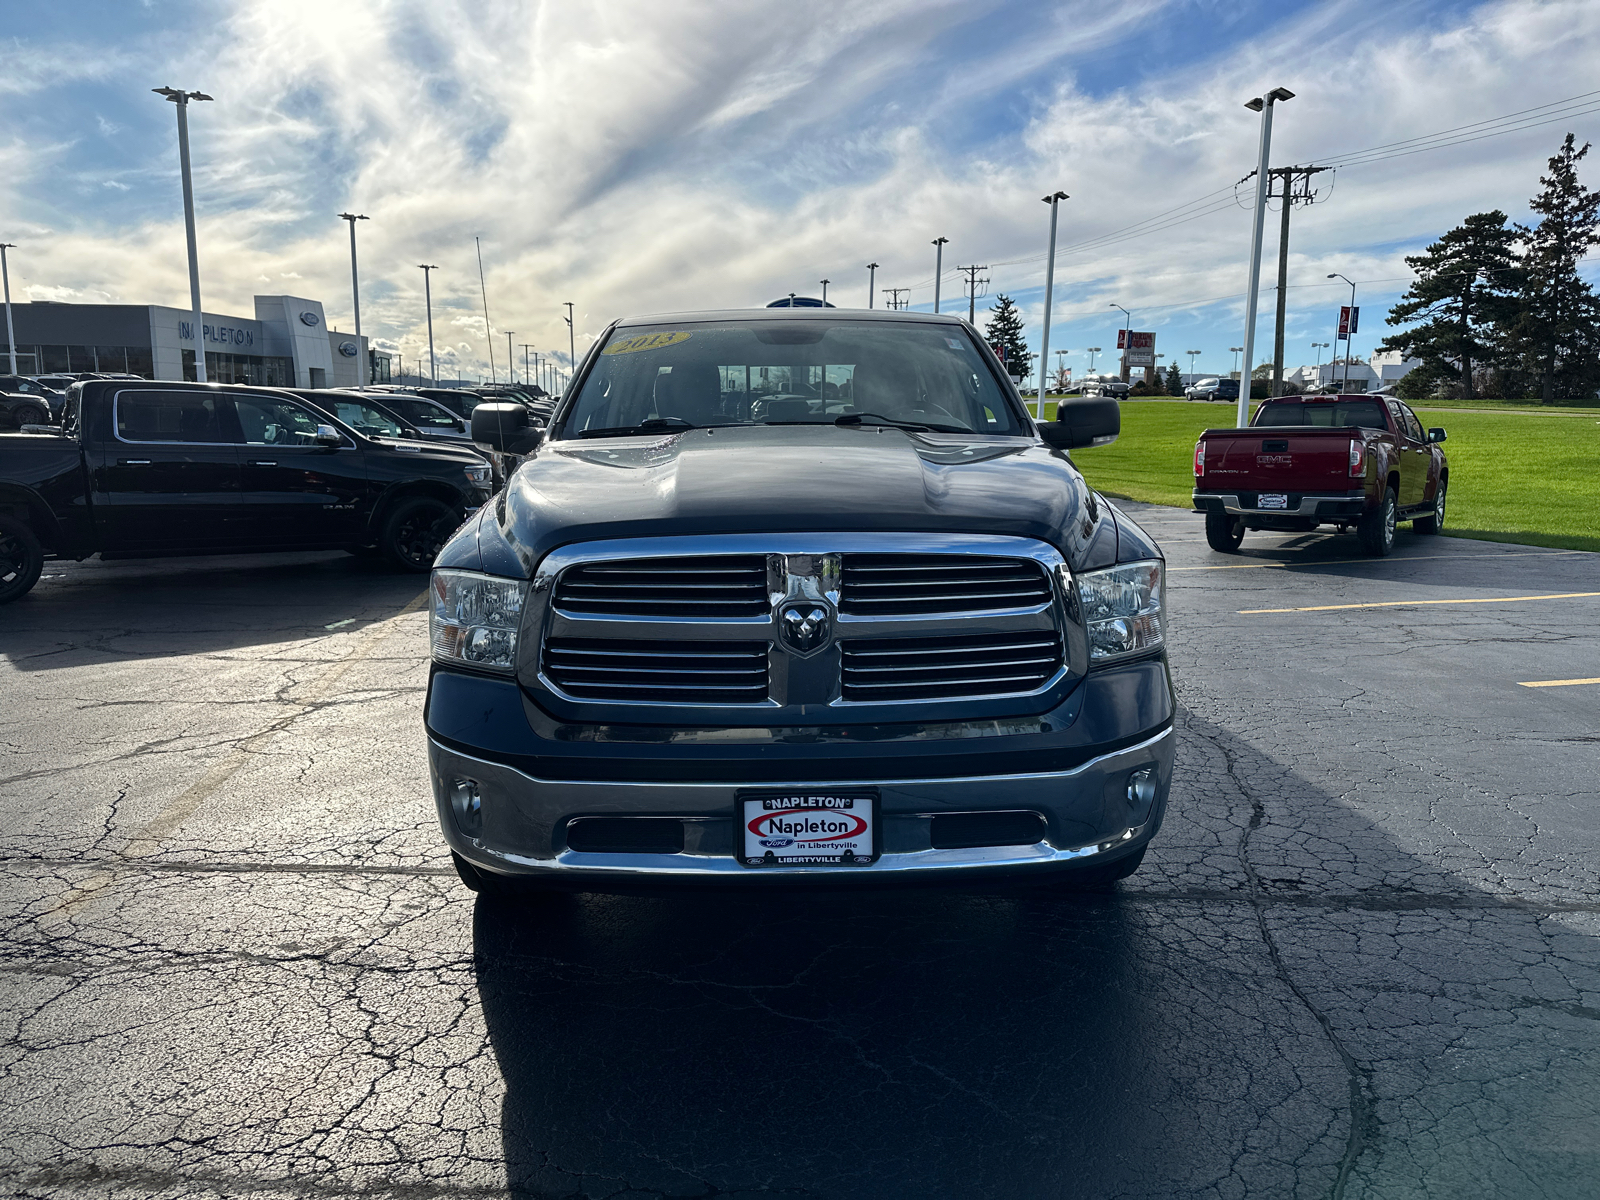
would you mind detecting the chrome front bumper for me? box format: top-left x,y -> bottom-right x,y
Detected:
429,727 -> 1173,884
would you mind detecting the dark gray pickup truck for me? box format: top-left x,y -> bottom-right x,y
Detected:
425,307 -> 1176,896
0,379 -> 495,603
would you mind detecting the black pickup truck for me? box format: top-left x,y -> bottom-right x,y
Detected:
0,379 -> 494,603
426,307 -> 1175,895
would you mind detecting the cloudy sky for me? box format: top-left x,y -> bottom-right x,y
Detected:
5,0 -> 1600,384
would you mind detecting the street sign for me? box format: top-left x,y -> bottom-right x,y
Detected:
1337,306 -> 1360,339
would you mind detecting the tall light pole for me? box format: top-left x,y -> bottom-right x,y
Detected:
521,343 -> 532,390
504,331 -> 516,383
1086,346 -> 1101,373
0,244 -> 16,375
563,301 -> 576,382
1230,345 -> 1244,376
931,237 -> 948,312
1037,191 -> 1069,418
337,212 -> 369,382
419,264 -> 438,385
1311,340 -> 1329,389
1187,349 -> 1201,381
820,279 -> 830,306
1109,304 -> 1131,382
153,86 -> 213,383
866,262 -> 878,309
1237,86 -> 1296,426
1327,273 -> 1357,392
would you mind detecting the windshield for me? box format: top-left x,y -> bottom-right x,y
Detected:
329,399 -> 407,439
560,320 -> 1025,437
1256,399 -> 1387,429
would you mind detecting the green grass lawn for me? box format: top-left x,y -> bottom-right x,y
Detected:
1055,399 -> 1600,554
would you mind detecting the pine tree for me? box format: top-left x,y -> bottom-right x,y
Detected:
984,295 -> 1030,378
1511,135 -> 1600,401
1379,211 -> 1520,399
1164,361 -> 1183,395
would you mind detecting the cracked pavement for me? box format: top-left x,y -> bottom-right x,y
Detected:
1,518 -> 1597,1198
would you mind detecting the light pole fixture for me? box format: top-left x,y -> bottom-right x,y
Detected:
866,262 -> 879,309
563,301 -> 576,381
1087,346 -> 1101,373
820,279 -> 830,306
1327,273 -> 1357,393
1036,190 -> 1069,417
419,265 -> 438,385
337,212 -> 369,382
1237,85 -> 1296,425
1187,349 -> 1201,380
1230,346 -> 1244,376
505,332 -> 515,383
931,237 -> 948,313
0,243 -> 16,375
1311,340 -> 1330,388
1109,304 -> 1131,382
153,86 -> 213,383
521,343 -> 532,391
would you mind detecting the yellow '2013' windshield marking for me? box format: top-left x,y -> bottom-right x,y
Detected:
601,331 -> 693,356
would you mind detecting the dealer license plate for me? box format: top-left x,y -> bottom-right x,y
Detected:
739,790 -> 878,867
1257,493 -> 1289,509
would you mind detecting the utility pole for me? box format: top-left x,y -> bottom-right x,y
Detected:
563,301 -> 575,380
153,86 -> 213,383
883,287 -> 908,310
1266,164 -> 1331,396
1037,191 -> 1068,416
931,237 -> 948,312
418,265 -> 438,385
866,262 -> 878,308
338,212 -> 369,382
0,244 -> 16,375
1237,86 -> 1296,426
956,264 -> 989,324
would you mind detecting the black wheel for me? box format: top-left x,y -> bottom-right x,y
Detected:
379,495 -> 458,572
1414,478 -> 1446,535
451,852 -> 554,899
0,514 -> 44,604
1358,485 -> 1398,556
12,404 -> 49,428
1059,846 -> 1146,891
1205,510 -> 1246,552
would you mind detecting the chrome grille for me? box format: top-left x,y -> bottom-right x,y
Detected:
840,631 -> 1063,702
544,637 -> 769,704
839,554 -> 1051,616
553,555 -> 768,618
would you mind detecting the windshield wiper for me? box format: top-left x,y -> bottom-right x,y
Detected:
835,412 -> 971,434
576,417 -> 697,439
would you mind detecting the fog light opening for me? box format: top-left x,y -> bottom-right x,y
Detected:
449,777 -> 483,837
1127,768 -> 1157,810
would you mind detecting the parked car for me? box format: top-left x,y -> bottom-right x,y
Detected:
1082,379 -> 1131,398
1184,377 -> 1241,402
0,376 -> 65,423
281,388 -> 427,442
371,393 -> 481,444
427,307 -> 1174,896
0,379 -> 497,603
1192,394 -> 1448,556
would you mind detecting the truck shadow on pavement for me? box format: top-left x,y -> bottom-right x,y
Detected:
4,552 -> 427,671
469,712 -> 1600,1199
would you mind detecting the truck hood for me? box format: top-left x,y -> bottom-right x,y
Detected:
457,423 -> 1119,576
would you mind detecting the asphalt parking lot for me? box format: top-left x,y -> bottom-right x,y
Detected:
2,508 -> 1597,1199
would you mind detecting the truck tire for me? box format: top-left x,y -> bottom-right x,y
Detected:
1413,478 -> 1446,535
0,514 -> 45,604
451,851 -> 554,899
1358,485 -> 1397,556
1204,510 -> 1245,552
13,404 -> 50,428
379,495 -> 457,572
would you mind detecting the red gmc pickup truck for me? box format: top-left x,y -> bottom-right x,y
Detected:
1192,395 -> 1448,556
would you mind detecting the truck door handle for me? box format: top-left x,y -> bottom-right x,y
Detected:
248,460 -> 278,466
118,459 -> 152,465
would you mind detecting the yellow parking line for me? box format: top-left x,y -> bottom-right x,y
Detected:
1240,591 -> 1600,614
1173,550 -> 1582,572
1518,677 -> 1600,688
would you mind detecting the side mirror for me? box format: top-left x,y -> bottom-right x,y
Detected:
314,424 -> 342,447
1040,397 -> 1120,450
471,402 -> 546,453
1427,427 -> 1447,443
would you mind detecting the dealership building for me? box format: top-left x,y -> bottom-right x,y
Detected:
0,295 -> 391,387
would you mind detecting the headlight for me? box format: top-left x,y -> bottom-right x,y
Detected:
463,463 -> 492,487
429,569 -> 529,673
1076,560 -> 1164,664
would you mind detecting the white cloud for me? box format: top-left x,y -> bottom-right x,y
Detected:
3,0 -> 1599,381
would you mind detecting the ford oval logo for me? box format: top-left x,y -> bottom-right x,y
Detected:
337,340 -> 359,357
299,311 -> 321,327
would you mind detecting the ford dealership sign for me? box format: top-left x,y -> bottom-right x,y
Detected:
299,311 -> 321,327
337,341 -> 359,357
